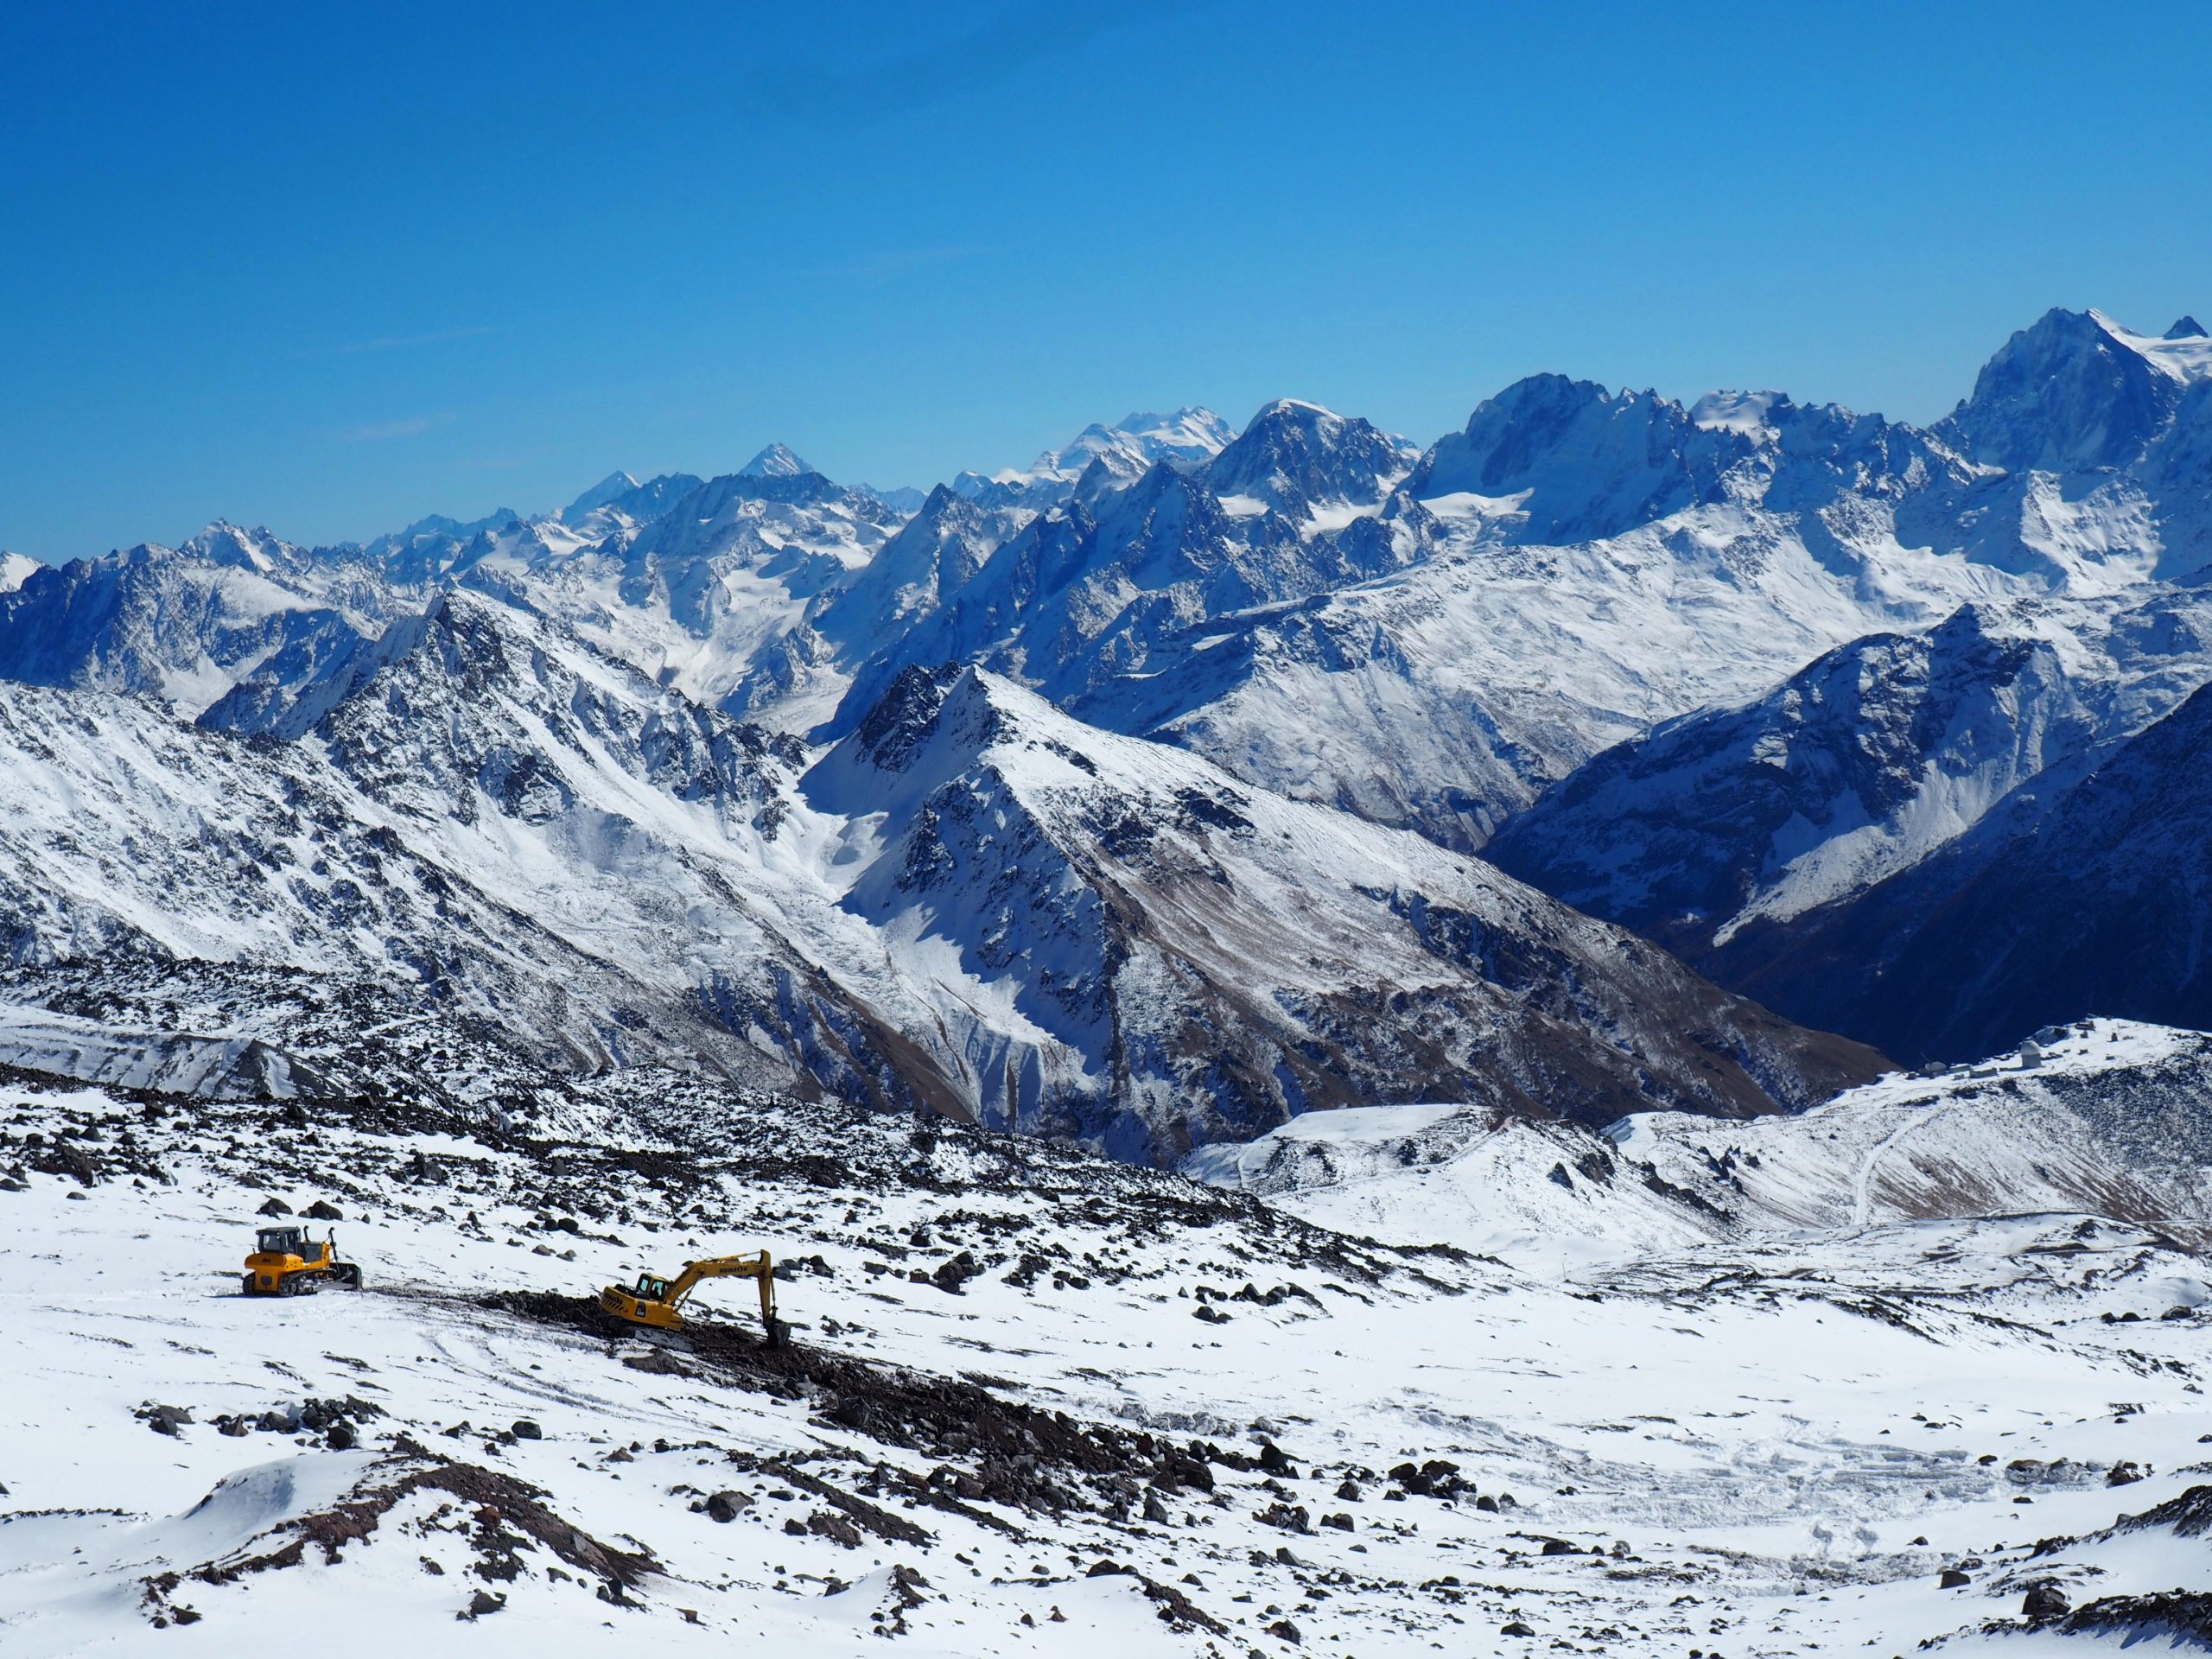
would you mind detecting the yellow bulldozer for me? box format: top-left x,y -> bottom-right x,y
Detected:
600,1249 -> 788,1345
243,1224 -> 363,1296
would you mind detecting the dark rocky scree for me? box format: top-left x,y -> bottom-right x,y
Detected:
499,1285 -> 1268,1522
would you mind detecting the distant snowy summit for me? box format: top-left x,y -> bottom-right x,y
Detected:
738,442 -> 812,479
950,404 -> 1236,507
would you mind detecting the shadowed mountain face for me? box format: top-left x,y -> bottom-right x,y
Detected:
1708,677 -> 2212,1064
1484,590 -> 2212,965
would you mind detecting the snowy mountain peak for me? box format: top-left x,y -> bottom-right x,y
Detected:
2165,315 -> 2208,340
1691,388 -> 1788,436
560,469 -> 641,519
183,520 -> 285,575
738,442 -> 812,478
0,551 -> 41,594
1243,396 -> 1337,426
860,482 -> 928,513
1408,373 -> 1747,543
1203,398 -> 1416,515
1111,405 -> 1235,460
1936,308 -> 2199,473
950,407 -> 1236,511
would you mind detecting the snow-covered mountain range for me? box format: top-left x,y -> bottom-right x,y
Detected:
6,305 -> 2212,1121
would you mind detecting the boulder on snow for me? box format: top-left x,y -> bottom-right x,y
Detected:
136,1402 -> 193,1437
2023,1583 -> 2071,1618
256,1196 -> 293,1216
302,1199 -> 342,1220
460,1589 -> 506,1620
930,1251 -> 982,1294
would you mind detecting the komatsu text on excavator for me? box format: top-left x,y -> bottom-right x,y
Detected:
600,1249 -> 788,1345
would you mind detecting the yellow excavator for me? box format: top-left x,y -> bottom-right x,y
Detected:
243,1224 -> 363,1296
600,1249 -> 788,1345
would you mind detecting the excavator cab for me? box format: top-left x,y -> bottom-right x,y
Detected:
600,1249 -> 787,1344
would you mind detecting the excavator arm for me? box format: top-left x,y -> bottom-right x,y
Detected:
661,1251 -> 778,1329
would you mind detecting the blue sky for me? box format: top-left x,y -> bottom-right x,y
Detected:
3,0 -> 2206,559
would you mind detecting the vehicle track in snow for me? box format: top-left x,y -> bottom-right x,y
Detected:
1850,1099 -> 1955,1226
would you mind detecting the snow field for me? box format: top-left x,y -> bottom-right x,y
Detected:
2,1058 -> 2208,1656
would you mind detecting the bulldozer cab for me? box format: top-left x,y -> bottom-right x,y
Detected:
256,1227 -> 306,1256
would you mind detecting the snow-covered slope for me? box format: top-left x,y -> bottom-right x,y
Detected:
0,588 -> 1877,1161
500,467 -> 908,718
805,664 -> 1880,1160
0,603 -> 872,1091
1077,491 -> 2005,849
2,1027 -> 2207,1656
1197,1018 -> 2212,1261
